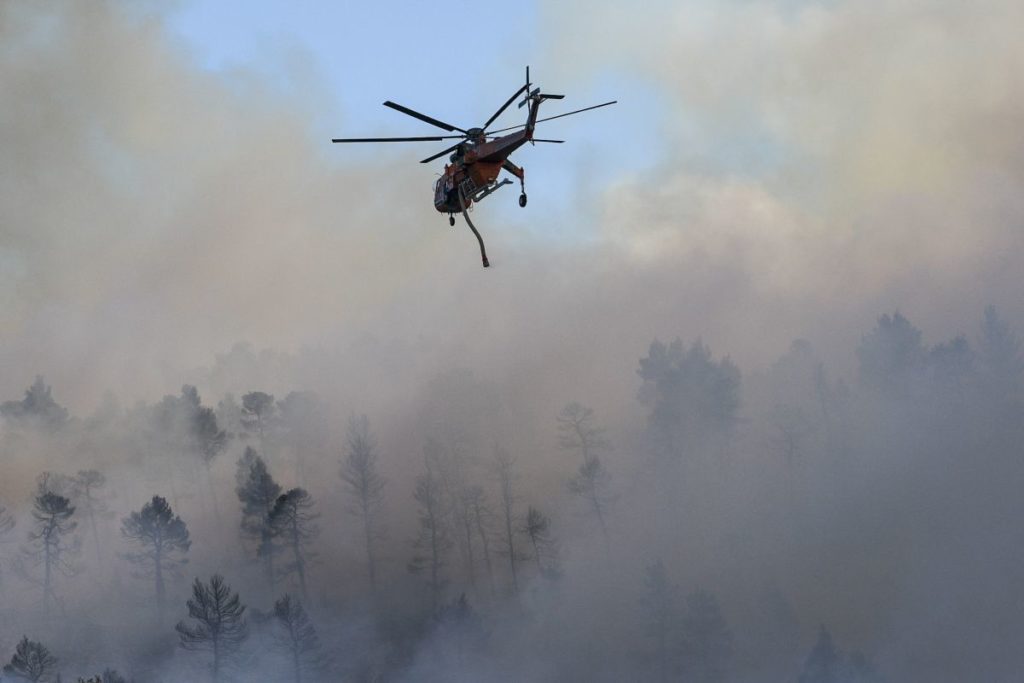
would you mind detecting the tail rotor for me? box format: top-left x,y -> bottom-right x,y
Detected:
519,66 -> 539,109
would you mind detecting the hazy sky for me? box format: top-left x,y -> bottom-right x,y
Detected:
2,0 -> 1023,410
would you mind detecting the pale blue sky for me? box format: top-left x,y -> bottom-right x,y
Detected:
165,0 -> 665,236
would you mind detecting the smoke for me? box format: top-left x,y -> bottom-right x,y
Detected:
2,1 -> 1024,681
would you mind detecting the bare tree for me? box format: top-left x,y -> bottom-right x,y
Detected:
121,495 -> 191,618
556,402 -> 609,465
269,488 -> 319,600
4,636 -> 58,682
428,440 -> 481,589
235,447 -> 282,590
493,447 -> 520,594
340,415 -> 386,591
272,594 -> 322,683
176,575 -> 249,682
408,453 -> 451,612
21,491 -> 79,620
466,485 -> 495,594
72,469 -> 114,566
559,402 -> 614,550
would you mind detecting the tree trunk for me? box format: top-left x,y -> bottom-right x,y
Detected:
462,515 -> 475,587
474,510 -> 495,596
212,636 -> 221,683
43,536 -> 53,621
263,528 -> 276,592
530,534 -> 542,573
590,485 -> 611,556
504,509 -> 518,594
292,640 -> 302,683
86,494 -> 101,568
362,500 -> 376,592
155,545 -> 165,619
292,520 -> 308,600
429,518 -> 440,612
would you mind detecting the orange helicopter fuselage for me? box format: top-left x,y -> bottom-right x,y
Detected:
433,105 -> 537,214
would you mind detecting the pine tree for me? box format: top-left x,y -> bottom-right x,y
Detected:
340,415 -> 386,591
4,636 -> 58,682
72,469 -> 114,567
556,402 -> 610,463
0,501 -> 14,587
637,339 -> 741,460
272,594 -> 322,683
558,402 -> 614,550
121,495 -> 191,617
466,485 -> 495,594
21,491 -> 79,619
521,506 -> 557,577
0,376 -> 69,432
74,670 -> 129,683
566,455 -> 614,552
640,560 -> 677,683
978,305 -> 1024,414
798,625 -> 842,683
176,575 -> 248,682
0,500 -> 15,538
493,447 -> 521,594
430,593 -> 487,677
680,589 -> 733,683
153,386 -> 228,469
241,391 -> 275,453
235,447 -> 281,590
408,454 -> 452,612
268,489 -> 319,600
101,669 -> 129,683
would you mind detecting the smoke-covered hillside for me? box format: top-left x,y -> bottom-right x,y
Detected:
1,306 -> 1023,681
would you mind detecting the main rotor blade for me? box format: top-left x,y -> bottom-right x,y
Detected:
482,84 -> 528,131
331,135 -> 464,143
532,139 -> 564,143
488,100 -> 618,135
420,142 -> 463,164
383,101 -> 466,133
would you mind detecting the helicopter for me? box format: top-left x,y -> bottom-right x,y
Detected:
332,67 -> 616,267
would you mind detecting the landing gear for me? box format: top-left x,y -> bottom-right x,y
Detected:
449,214 -> 455,227
502,160 -> 528,209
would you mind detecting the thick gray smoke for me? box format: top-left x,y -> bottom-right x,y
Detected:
2,1 -> 1024,682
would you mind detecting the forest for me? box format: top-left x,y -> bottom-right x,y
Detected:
0,306 -> 1021,682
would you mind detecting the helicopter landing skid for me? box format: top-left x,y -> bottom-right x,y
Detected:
458,187 -> 490,268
